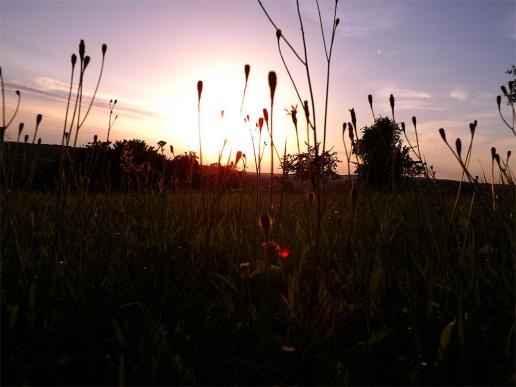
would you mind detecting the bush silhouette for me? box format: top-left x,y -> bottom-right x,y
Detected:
353,116 -> 425,187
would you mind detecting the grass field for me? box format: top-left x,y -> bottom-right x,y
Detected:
2,182 -> 514,385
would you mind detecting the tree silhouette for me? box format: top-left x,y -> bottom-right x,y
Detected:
281,144 -> 340,190
353,116 -> 425,187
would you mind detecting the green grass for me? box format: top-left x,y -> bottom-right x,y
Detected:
2,185 -> 514,385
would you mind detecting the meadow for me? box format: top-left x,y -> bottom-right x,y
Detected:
1,2 -> 515,385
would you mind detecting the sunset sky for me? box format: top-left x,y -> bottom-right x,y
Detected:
1,0 -> 515,180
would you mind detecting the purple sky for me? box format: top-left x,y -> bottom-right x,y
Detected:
1,0 -> 515,180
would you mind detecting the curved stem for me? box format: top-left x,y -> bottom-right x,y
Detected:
257,0 -> 306,65
79,54 -> 106,128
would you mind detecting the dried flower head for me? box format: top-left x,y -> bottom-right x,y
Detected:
268,71 -> 277,101
197,80 -> 203,105
276,29 -> 282,40
263,108 -> 269,125
79,39 -> 85,60
303,100 -> 309,120
102,43 -> 107,56
439,128 -> 447,143
258,213 -> 273,238
455,138 -> 462,159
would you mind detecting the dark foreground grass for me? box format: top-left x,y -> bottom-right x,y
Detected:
1,186 -> 514,385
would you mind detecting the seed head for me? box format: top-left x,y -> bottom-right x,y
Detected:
84,56 -> 90,68
244,64 -> 250,82
18,122 -> 24,134
71,54 -> 77,66
79,40 -> 85,60
258,117 -> 264,133
268,71 -> 277,102
348,123 -> 354,142
24,134 -> 29,143
36,114 -> 43,126
507,150 -> 511,161
93,134 -> 98,143
258,213 -> 273,238
368,94 -> 373,108
349,108 -> 356,131
335,18 -> 340,27
37,138 -> 41,145
494,153 -> 501,166
491,147 -> 496,160
389,94 -> 395,112
469,122 -> 476,136
303,100 -> 309,120
263,108 -> 269,125
16,90 -> 20,96
401,122 -> 405,132
455,138 -> 462,159
197,80 -> 203,105
497,95 -> 502,109
102,43 -> 107,56
276,29 -> 282,40
235,150 -> 242,165
412,116 -> 417,127
439,128 -> 447,143
342,122 -> 347,135
501,85 -> 508,96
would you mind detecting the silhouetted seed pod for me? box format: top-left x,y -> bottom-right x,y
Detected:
368,94 -> 373,108
244,64 -> 250,82
348,123 -> 354,142
24,134 -> 29,143
335,18 -> 340,27
455,138 -> 462,159
494,153 -> 501,165
469,122 -> 476,136
0,67 -> 2,77
197,80 -> 203,105
497,95 -> 502,109
389,94 -> 395,112
349,108 -> 356,131
18,122 -> 24,134
79,40 -> 85,60
412,116 -> 416,127
84,56 -> 90,68
263,108 -> 269,125
258,117 -> 264,133
71,54 -> 77,66
401,122 -> 406,132
303,100 -> 309,120
258,213 -> 272,238
16,90 -> 20,96
439,128 -> 447,142
93,134 -> 98,143
37,138 -> 41,145
507,150 -> 511,161
102,43 -> 107,56
276,29 -> 282,40
235,150 -> 242,165
342,122 -> 347,135
36,114 -> 42,126
268,71 -> 277,101
170,145 -> 174,155
501,85 -> 508,96
491,147 -> 496,160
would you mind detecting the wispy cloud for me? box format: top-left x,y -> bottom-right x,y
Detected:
5,80 -> 163,120
375,49 -> 402,56
450,89 -> 468,101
